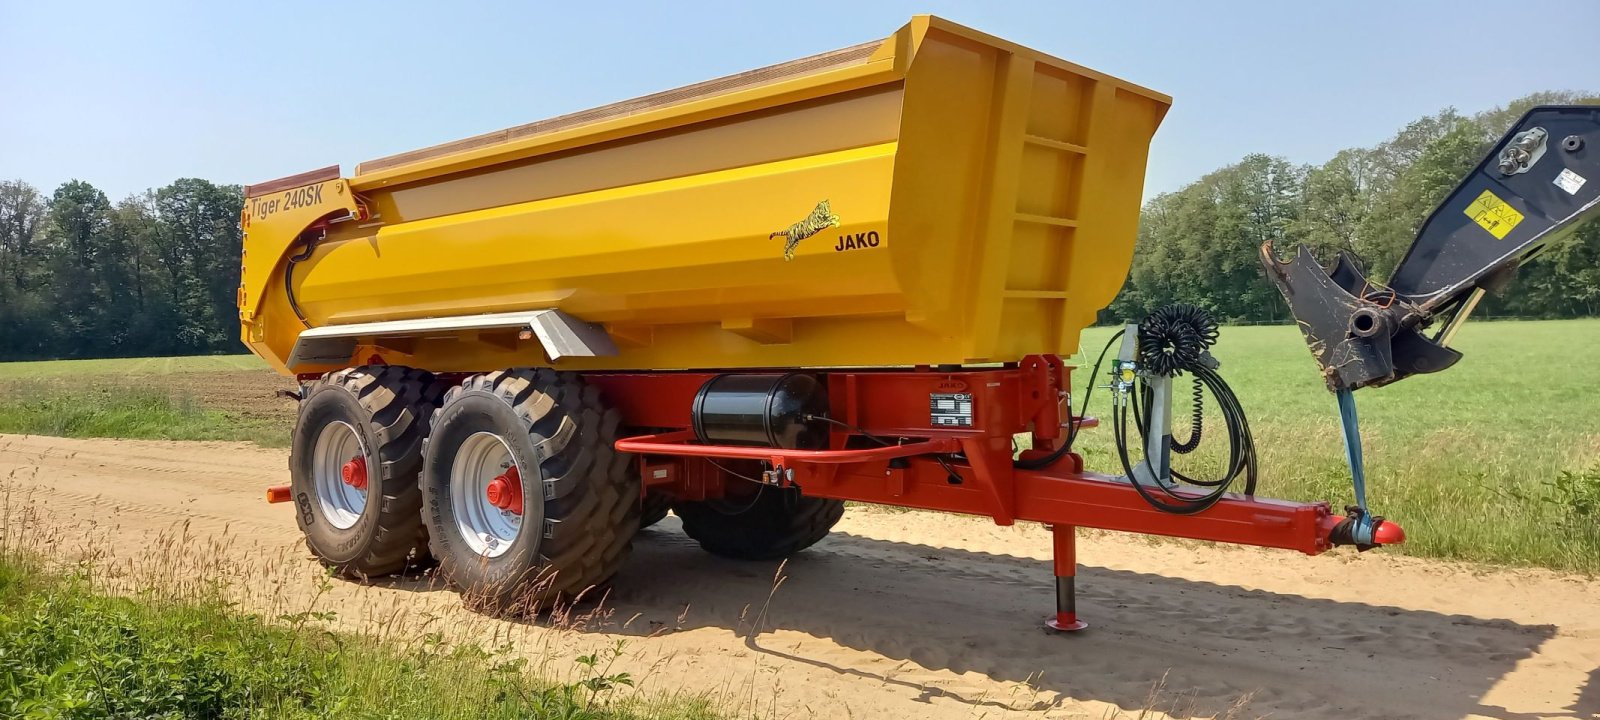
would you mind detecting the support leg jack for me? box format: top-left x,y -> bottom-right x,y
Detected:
1045,524 -> 1088,632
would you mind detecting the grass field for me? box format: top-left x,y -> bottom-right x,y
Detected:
1069,318 -> 1600,573
0,321 -> 1596,572
0,354 -> 267,378
0,354 -> 292,447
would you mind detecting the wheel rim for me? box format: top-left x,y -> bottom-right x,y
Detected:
450,431 -> 524,558
313,420 -> 367,530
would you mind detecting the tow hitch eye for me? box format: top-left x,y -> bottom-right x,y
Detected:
1328,507 -> 1406,551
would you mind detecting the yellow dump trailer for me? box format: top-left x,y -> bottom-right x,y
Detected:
240,15 -> 1169,374
234,5 -> 1600,635
251,15 -> 1453,625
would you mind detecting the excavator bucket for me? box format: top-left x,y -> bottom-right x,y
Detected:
1264,105 -> 1600,391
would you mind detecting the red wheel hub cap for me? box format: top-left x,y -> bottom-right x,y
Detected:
340,456 -> 368,491
486,466 -> 523,515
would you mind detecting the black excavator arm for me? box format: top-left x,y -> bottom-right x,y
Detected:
1264,105 -> 1600,392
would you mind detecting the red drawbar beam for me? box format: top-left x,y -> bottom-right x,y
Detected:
613,432 -> 1394,555
800,455 -> 1376,555
1015,471 -> 1338,555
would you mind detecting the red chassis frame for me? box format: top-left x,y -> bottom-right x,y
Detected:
272,355 -> 1404,630
592,354 -> 1404,632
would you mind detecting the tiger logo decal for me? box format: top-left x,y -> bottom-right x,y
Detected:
770,200 -> 841,261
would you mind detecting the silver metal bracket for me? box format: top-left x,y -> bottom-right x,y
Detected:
286,309 -> 619,369
1131,372 -> 1176,490
1112,322 -> 1177,490
1497,126 -> 1547,176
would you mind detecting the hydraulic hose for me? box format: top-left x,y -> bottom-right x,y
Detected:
1010,303 -> 1259,517
284,234 -> 320,330
1115,305 -> 1257,514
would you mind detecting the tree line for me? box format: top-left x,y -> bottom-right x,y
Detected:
1107,90 -> 1600,323
2,91 -> 1596,362
0,178 -> 243,360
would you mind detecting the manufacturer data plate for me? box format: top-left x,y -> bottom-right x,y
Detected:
1554,168 -> 1588,195
930,393 -> 974,427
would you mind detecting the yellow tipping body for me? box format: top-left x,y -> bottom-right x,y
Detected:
239,16 -> 1170,374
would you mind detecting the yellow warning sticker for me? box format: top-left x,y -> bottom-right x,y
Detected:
1463,189 -> 1524,240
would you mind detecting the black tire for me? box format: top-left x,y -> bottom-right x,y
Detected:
639,491 -> 672,529
289,365 -> 442,578
673,485 -> 845,561
421,369 -> 637,613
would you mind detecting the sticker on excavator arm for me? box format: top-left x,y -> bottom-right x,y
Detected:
1554,168 -> 1587,195
1462,189 -> 1524,240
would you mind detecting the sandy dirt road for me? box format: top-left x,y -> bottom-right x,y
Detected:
2,433 -> 1596,719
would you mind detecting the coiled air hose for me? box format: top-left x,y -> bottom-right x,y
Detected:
1172,375 -> 1205,454
1115,305 -> 1258,515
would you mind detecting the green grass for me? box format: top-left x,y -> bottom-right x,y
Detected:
0,553 -> 718,720
0,387 -> 286,447
0,353 -> 289,447
0,354 -> 267,379
1066,318 -> 1600,573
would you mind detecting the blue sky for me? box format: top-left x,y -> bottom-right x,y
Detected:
3,1 -> 1596,201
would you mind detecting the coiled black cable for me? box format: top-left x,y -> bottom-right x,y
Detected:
1137,304 -> 1214,456
1116,305 -> 1257,514
1136,304 -> 1219,377
1171,375 -> 1205,454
